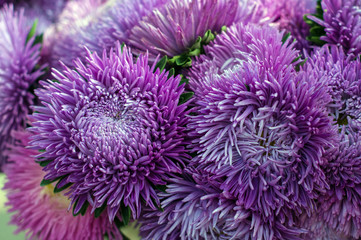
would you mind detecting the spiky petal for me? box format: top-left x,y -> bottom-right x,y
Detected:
3,131 -> 122,240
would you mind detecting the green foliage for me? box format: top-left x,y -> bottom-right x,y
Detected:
304,0 -> 327,46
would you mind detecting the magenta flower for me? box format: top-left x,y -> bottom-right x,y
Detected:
43,0 -> 167,69
3,131 -> 122,240
128,0 -> 243,59
0,5 -> 44,167
31,43 -> 190,222
262,0 -> 317,51
308,0 -> 361,55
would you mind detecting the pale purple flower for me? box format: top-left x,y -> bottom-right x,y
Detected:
0,5 -> 44,167
308,0 -> 361,55
30,43 -> 190,221
3,131 -> 122,240
43,0 -> 167,69
128,0 -> 242,59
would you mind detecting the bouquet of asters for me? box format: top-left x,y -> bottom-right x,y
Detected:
0,0 -> 360,239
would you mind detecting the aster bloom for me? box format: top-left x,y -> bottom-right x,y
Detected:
128,0 -> 242,60
262,0 -> 317,51
188,23 -> 300,91
0,5 -> 45,167
312,124 -> 361,239
31,43 -> 190,222
307,0 -> 361,56
43,0 -> 167,69
3,131 -> 122,240
302,45 -> 361,126
139,169 -> 253,240
188,46 -> 337,223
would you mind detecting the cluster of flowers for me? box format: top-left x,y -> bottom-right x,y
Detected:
0,0 -> 361,239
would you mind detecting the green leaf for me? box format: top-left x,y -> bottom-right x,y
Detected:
94,202 -> 107,218
167,68 -> 175,79
33,33 -> 43,46
179,75 -> 189,85
154,185 -> 167,193
114,216 -> 124,228
54,178 -> 73,193
120,204 -> 131,226
282,32 -> 291,44
26,19 -> 38,43
304,0 -> 326,46
38,159 -> 53,167
154,56 -> 168,72
179,92 -> 194,105
40,178 -> 58,187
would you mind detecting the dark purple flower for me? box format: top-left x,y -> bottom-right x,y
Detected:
308,0 -> 361,56
3,130 -> 122,240
303,45 -> 361,126
43,0 -> 167,69
188,53 -> 336,222
0,5 -> 44,167
128,0 -> 250,59
30,43 -> 190,222
314,124 -> 361,239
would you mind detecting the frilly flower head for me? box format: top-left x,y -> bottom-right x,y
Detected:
307,0 -> 361,55
43,0 -> 167,68
188,23 -> 300,91
303,45 -> 361,126
0,5 -> 44,167
138,169 -> 253,240
128,0 -> 245,59
31,43 -> 190,221
3,131 -> 122,240
316,124 -> 361,238
262,0 -> 317,51
188,37 -> 336,222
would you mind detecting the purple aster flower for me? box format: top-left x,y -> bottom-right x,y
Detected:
2,0 -> 68,33
43,0 -> 167,69
308,0 -> 361,56
262,0 -> 317,51
128,0 -> 245,59
3,130 -> 122,240
187,23 -> 300,91
188,51 -> 337,222
139,167 -> 307,240
30,43 -> 190,222
313,124 -> 361,239
0,5 -> 45,167
139,169 -> 253,240
303,45 -> 361,126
